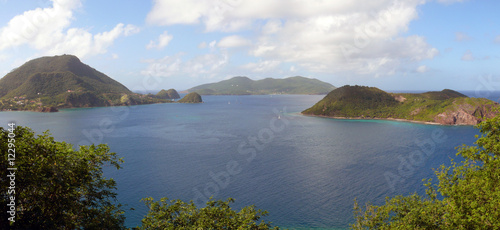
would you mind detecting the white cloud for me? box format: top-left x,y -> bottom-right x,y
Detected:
141,52 -> 228,78
241,60 -> 281,72
461,50 -> 474,61
146,31 -> 173,50
416,65 -> 429,73
146,0 -> 251,32
44,23 -> 140,58
146,0 -> 438,77
218,35 -> 251,48
0,0 -> 139,58
455,32 -> 472,42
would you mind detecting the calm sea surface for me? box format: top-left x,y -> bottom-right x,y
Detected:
0,93 -> 490,229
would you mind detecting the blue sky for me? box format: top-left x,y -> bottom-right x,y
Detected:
0,0 -> 498,92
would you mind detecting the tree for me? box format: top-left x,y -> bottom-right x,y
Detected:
0,126 -> 125,229
139,197 -> 279,229
352,114 -> 500,229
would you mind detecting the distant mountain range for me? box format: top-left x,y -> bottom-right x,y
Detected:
185,76 -> 335,95
0,55 -> 184,111
302,85 -> 499,125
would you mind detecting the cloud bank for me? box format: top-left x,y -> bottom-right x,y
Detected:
146,0 -> 439,78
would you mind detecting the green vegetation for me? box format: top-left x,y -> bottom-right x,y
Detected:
0,55 -> 130,98
155,88 -> 180,99
187,76 -> 336,95
0,126 -> 125,229
140,197 -> 278,229
303,85 -> 498,125
352,113 -> 500,229
1,126 -> 276,229
178,92 -> 203,103
0,55 -> 176,111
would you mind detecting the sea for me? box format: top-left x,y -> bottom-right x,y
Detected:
1,90 -> 498,229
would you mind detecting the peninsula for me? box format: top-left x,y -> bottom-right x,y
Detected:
302,85 -> 499,125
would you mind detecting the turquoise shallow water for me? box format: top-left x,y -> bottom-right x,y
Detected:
0,95 -> 480,229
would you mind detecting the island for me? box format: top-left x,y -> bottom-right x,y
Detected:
0,55 -> 189,112
177,92 -> 203,103
185,76 -> 335,95
302,85 -> 499,125
155,89 -> 180,100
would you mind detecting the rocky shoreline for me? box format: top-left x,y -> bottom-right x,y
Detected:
301,113 -> 467,126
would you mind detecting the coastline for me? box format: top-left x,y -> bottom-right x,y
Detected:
0,101 -> 175,113
300,113 -> 460,126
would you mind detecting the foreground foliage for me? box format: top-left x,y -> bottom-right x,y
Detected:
0,126 -> 277,229
0,126 -> 125,229
352,114 -> 500,229
139,197 -> 279,229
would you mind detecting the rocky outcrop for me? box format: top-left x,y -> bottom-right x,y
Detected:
37,107 -> 58,112
434,104 -> 498,125
394,95 -> 407,102
178,92 -> 203,103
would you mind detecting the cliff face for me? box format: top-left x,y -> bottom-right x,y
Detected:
435,103 -> 498,125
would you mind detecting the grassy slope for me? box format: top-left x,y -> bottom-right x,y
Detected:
302,85 -> 497,122
0,55 -> 173,110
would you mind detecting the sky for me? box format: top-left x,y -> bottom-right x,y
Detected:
0,0 -> 499,92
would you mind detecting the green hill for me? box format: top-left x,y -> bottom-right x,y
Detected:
186,76 -> 335,95
156,89 -> 180,99
302,85 -> 499,125
0,55 -> 130,98
177,92 -> 203,103
0,55 -> 173,111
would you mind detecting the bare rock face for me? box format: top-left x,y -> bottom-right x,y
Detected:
434,104 -> 497,125
394,95 -> 407,102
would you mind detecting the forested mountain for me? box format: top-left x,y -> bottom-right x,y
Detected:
186,76 -> 335,95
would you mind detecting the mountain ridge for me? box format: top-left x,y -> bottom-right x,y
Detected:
186,76 -> 335,95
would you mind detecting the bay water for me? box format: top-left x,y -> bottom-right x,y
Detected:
0,94 -> 485,229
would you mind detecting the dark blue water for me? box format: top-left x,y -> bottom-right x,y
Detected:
0,94 -> 484,229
